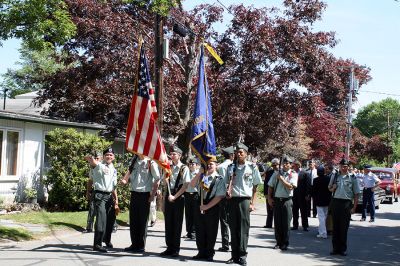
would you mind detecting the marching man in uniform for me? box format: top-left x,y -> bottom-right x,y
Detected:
160,145 -> 190,257
225,143 -> 262,266
121,154 -> 160,253
268,155 -> 298,251
84,147 -> 118,253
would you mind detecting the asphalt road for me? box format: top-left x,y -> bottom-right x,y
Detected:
1,201 -> 399,266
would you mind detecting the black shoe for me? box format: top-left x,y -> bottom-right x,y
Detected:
193,254 -> 205,260
339,251 -> 347,256
330,250 -> 339,255
218,247 -> 229,252
149,220 -> 156,227
124,245 -> 135,252
206,256 -> 214,262
83,229 -> 93,233
273,244 -> 280,249
303,227 -> 309,232
226,258 -> 237,264
291,227 -> 298,230
132,248 -> 145,253
369,219 -> 375,222
160,249 -> 174,256
280,245 -> 288,251
93,245 -> 107,253
360,218 -> 366,221
170,251 -> 179,257
104,242 -> 113,248
238,258 -> 247,266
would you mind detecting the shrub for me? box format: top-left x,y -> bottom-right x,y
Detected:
45,128 -> 111,211
114,153 -> 134,211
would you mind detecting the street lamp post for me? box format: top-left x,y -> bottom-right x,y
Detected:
3,88 -> 8,110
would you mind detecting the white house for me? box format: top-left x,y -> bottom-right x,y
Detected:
0,92 -> 106,203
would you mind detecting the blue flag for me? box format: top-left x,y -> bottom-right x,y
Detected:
190,45 -> 217,167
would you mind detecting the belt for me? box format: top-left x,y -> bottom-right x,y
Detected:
94,190 -> 112,194
185,192 -> 196,195
274,197 -> 292,201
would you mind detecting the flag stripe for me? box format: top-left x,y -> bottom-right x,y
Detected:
125,44 -> 170,174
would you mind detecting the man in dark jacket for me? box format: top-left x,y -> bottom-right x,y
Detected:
312,165 -> 332,238
291,160 -> 311,231
263,158 -> 279,228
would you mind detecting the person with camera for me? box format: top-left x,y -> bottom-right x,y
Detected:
84,147 -> 118,253
160,145 -> 190,258
120,154 -> 161,253
191,158 -> 226,262
225,143 -> 262,266
267,155 -> 298,251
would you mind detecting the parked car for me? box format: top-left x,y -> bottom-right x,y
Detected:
370,167 -> 400,204
355,175 -> 386,212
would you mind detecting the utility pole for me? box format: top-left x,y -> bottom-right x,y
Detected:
154,14 -> 164,133
341,65 -> 366,161
345,67 -> 354,161
387,110 -> 391,167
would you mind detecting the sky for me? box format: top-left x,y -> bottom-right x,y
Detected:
1,0 -> 399,112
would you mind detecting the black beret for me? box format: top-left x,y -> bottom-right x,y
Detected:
339,158 -> 349,166
363,164 -> 372,169
103,147 -> 114,155
169,145 -> 183,154
222,146 -> 235,154
235,142 -> 248,152
188,157 -> 200,164
282,155 -> 293,163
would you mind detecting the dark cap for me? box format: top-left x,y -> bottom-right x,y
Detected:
103,147 -> 114,155
235,142 -> 248,152
282,155 -> 293,164
363,164 -> 372,169
169,145 -> 183,154
339,158 -> 349,166
188,157 -> 200,164
271,158 -> 280,165
222,146 -> 235,154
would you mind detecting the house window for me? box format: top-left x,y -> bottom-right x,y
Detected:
0,129 -> 21,177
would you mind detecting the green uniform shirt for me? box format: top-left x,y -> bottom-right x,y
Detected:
169,161 -> 190,188
330,173 -> 360,200
268,169 -> 298,198
200,172 -> 226,199
186,169 -> 199,193
226,161 -> 262,197
91,162 -> 117,192
129,158 -> 160,192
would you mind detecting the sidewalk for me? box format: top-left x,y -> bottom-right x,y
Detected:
1,202 -> 399,265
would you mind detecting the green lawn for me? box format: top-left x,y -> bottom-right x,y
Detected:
1,210 -> 163,231
0,226 -> 33,241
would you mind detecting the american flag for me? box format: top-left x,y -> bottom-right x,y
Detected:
126,44 -> 170,172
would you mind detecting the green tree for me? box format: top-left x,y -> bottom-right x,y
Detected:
45,128 -> 111,211
354,98 -> 400,138
1,43 -> 69,98
0,0 -> 76,50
